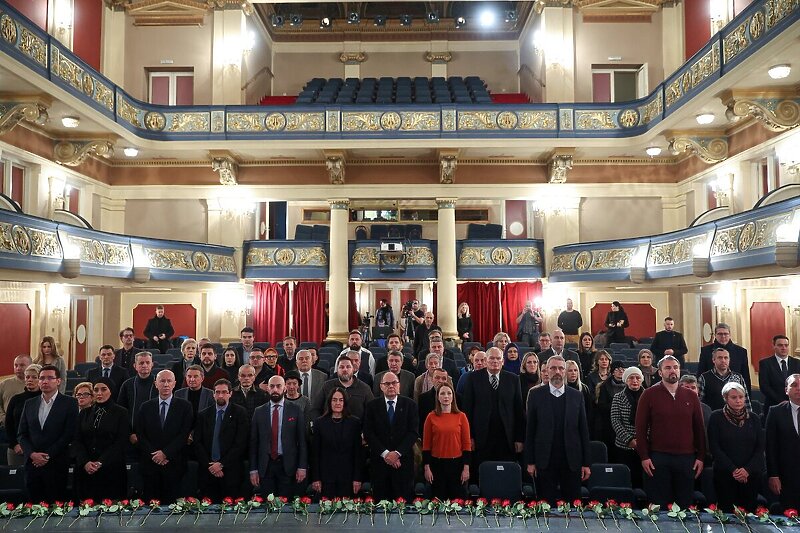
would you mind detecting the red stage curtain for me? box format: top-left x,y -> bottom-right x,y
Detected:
293,282 -> 326,346
348,282 -> 360,332
501,281 -> 543,342
253,282 -> 289,344
456,282 -> 500,346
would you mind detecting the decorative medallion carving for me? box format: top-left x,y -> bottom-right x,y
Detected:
144,111 -> 166,131
491,247 -> 513,265
53,140 -> 113,166
668,136 -> 728,163
192,251 -> 210,271
724,96 -> 800,132
424,51 -> 453,63
738,222 -> 756,252
264,113 -> 287,131
274,248 -> 296,266
11,225 -> 31,255
338,52 -> 367,64
548,153 -> 573,183
574,251 -> 592,270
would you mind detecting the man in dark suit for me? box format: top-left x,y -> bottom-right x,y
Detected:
697,323 -> 751,392
194,378 -> 249,500
525,355 -> 591,503
759,335 -> 800,416
650,317 -> 689,367
295,350 -> 327,404
87,344 -> 129,395
538,329 -> 582,372
17,364 -> 78,502
231,364 -> 267,421
375,351 -> 416,399
134,369 -> 193,504
416,337 -> 460,383
461,347 -> 525,477
233,327 -> 256,363
174,365 -> 214,426
115,327 -> 140,374
417,368 -> 453,436
374,334 -> 418,374
766,373 -> 800,511
363,372 -> 419,502
143,305 -> 174,354
250,375 -> 307,497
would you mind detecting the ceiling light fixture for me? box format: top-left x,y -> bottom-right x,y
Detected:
399,14 -> 412,27
646,146 -> 662,157
695,113 -> 715,125
504,10 -> 518,22
426,11 -> 440,24
123,147 -> 138,157
270,14 -> 284,27
347,12 -> 360,24
454,16 -> 466,28
289,14 -> 303,26
319,17 -> 332,29
768,64 -> 791,79
479,10 -> 496,27
61,116 -> 79,128
373,15 -> 386,26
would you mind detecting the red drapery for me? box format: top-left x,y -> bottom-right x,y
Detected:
253,282 -> 289,344
348,282 -> 361,332
456,282 -> 500,346
292,282 -> 326,345
501,281 -> 543,342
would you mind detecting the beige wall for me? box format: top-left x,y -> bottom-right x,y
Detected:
360,52 -> 430,79
243,17 -> 272,104
579,197 -> 663,241
124,199 -> 208,242
519,18 -> 544,102
272,52 -> 343,96
124,18 -> 213,104
573,12 -> 664,102
449,50 -> 519,94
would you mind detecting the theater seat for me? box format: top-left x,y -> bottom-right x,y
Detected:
587,463 -> 636,504
0,466 -> 25,502
294,224 -> 314,240
475,461 -> 535,500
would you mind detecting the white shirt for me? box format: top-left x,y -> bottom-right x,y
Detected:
38,392 -> 58,428
381,396 -> 400,458
775,354 -> 790,368
549,384 -> 566,397
790,401 -> 800,434
487,371 -> 501,385
338,348 -> 376,375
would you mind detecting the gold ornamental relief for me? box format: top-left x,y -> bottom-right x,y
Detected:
81,73 -> 95,96
19,28 -> 46,67
352,247 -> 379,265
576,111 -> 616,130
210,254 -> 235,272
711,227 -> 741,256
274,248 -> 296,266
105,244 -> 130,266
0,223 -> 14,253
639,94 -> 663,125
295,247 -> 327,266
458,112 -> 497,130
192,251 -> 211,272
510,247 -> 542,266
496,112 -> 518,130
380,112 -> 402,130
169,113 -> 209,132
265,113 -> 286,131
724,21 -> 749,62
491,247 -> 513,265
246,249 -> 276,266
574,251 -> 593,271
551,253 -> 576,272
1,15 -> 17,44
118,98 -> 142,128
459,248 -> 486,266
749,11 -> 765,39
738,222 -> 756,252
147,249 -> 193,270
442,110 -> 456,131
285,113 -> 324,132
518,111 -> 557,130
406,247 -> 435,266
752,214 -> 792,249
342,113 -> 381,132
11,225 -> 31,255
95,83 -> 113,111
618,109 -> 639,128
144,112 -> 166,132
30,229 -> 59,257
647,242 -> 674,266
401,112 -> 439,131
592,249 -> 635,270
228,113 -> 264,132
671,239 -> 691,264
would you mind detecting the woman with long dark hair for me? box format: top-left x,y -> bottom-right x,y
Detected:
604,301 -> 629,345
221,347 -> 241,382
311,387 -> 363,498
35,336 -> 66,394
576,332 -> 597,379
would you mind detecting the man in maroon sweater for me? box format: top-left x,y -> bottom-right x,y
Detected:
635,355 -> 706,507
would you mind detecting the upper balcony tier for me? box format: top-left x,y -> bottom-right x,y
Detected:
0,0 -> 797,144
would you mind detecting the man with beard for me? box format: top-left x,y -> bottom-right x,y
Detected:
650,317 -> 688,367
375,334 -> 417,374
278,336 -> 298,372
198,343 -> 229,389
635,356 -> 706,507
143,305 -> 174,354
525,355 -> 591,503
338,330 -> 375,376
697,323 -> 751,392
311,357 -> 374,421
250,376 -> 307,498
413,313 -> 437,357
115,328 -> 140,374
194,379 -> 249,500
231,364 -> 267,421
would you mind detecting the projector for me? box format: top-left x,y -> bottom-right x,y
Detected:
380,242 -> 404,253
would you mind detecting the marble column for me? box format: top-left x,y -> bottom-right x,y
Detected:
436,198 -> 458,339
327,199 -> 350,342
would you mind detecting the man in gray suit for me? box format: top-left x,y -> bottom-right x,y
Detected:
250,375 -> 307,497
295,350 -> 327,404
374,351 -> 415,398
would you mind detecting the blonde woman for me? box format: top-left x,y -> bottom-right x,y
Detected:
73,381 -> 94,411
170,338 -> 198,379
456,302 -> 473,346
35,336 -> 66,394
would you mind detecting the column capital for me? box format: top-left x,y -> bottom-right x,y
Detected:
435,198 -> 457,209
328,198 -> 350,210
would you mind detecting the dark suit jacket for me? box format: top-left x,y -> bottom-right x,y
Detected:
18,393 -> 79,461
312,415 -> 364,483
524,386 -> 591,471
144,316 -> 174,340
363,395 -> 419,462
374,370 -> 415,399
170,358 -> 199,380
650,330 -> 688,366
134,396 -> 193,465
194,402 -> 249,474
114,347 -> 140,374
72,403 -> 130,467
698,341 -> 751,391
461,369 -> 524,449
86,365 -> 129,394
538,348 -> 582,372
374,355 -> 417,375
175,387 -> 215,415
759,356 -> 800,413
250,401 -> 307,477
766,402 -> 800,488
298,368 -> 328,404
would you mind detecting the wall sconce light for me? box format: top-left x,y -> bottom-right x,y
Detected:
714,283 -> 735,314
48,284 -> 70,319
531,199 -> 563,217
49,176 -> 66,212
218,197 -> 256,221
710,174 -> 732,206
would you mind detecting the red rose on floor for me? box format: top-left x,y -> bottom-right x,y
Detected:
527,500 -> 538,508
784,509 -> 798,518
300,497 -> 312,505
223,497 -> 234,505
396,497 -> 406,504
573,499 -> 582,507
707,504 -> 718,512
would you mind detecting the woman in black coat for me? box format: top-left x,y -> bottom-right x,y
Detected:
311,387 -> 364,498
456,302 -> 473,347
604,301 -> 630,344
221,347 -> 241,383
72,377 -> 130,501
708,382 -> 765,512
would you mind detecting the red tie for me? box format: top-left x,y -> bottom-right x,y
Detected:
270,404 -> 279,460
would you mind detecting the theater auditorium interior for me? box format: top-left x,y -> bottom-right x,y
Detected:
0,0 -> 797,513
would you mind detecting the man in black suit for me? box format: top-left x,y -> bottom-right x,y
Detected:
525,355 -> 591,503
375,351 -> 416,399
87,345 -> 129,395
295,350 -> 327,404
134,369 -> 193,504
250,376 -> 307,497
233,327 -> 256,363
363,372 -> 419,502
194,378 -> 249,500
231,364 -> 267,421
538,329 -> 582,372
175,365 -> 214,425
697,323 -> 751,392
766,373 -> 800,511
461,347 -> 525,477
759,335 -> 800,416
416,336 -> 460,383
417,368 -> 452,436
17,364 -> 78,502
144,305 -> 174,354
374,334 -> 418,374
650,317 -> 689,367
115,327 -> 140,374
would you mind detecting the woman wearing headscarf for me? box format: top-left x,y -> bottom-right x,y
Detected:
610,366 -> 645,487
595,360 -> 627,445
636,349 -> 660,388
502,343 -> 522,374
72,377 -> 130,501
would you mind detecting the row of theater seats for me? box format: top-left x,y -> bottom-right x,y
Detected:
295,76 -> 493,105
295,223 -> 502,241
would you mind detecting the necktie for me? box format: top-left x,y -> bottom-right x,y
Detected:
160,401 -> 167,427
211,409 -> 224,461
781,359 -> 788,378
270,405 -> 280,460
387,400 -> 395,424
302,373 -> 309,397
103,368 -> 110,379
490,374 -> 499,390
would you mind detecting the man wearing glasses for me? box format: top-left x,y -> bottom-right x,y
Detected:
247,347 -> 274,392
363,372 -> 418,502
696,323 -> 751,392
115,327 -> 140,375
